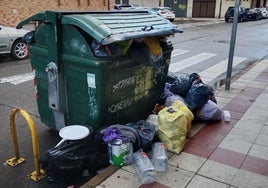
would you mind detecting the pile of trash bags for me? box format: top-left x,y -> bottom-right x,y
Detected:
148,72 -> 223,154
40,73 -> 223,183
164,72 -> 222,121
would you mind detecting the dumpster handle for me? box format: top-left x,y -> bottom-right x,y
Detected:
5,108 -> 46,182
142,25 -> 154,31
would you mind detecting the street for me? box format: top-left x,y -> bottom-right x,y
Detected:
0,18 -> 268,187
171,18 -> 268,85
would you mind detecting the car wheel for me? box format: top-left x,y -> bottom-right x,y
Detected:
11,39 -> 28,60
169,19 -> 174,22
225,17 -> 229,22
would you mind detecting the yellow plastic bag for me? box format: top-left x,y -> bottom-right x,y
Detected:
143,37 -> 162,56
158,100 -> 194,154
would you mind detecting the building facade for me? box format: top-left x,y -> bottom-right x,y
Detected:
126,0 -> 267,18
0,0 -> 115,27
1,0 -> 267,28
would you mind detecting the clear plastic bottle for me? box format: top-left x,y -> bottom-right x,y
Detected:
151,142 -> 168,172
133,149 -> 155,184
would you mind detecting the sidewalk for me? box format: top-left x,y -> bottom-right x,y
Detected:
174,18 -> 224,29
81,58 -> 268,188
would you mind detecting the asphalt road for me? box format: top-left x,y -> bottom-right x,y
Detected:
0,18 -> 268,188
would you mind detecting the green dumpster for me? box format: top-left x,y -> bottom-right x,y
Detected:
18,10 -> 182,131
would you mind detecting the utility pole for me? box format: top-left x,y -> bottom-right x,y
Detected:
219,0 -> 222,18
225,0 -> 240,90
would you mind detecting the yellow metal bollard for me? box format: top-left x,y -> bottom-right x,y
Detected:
6,108 -> 46,182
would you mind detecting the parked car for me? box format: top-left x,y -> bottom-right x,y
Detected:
246,8 -> 263,20
259,7 -> 268,19
0,25 -> 29,60
224,6 -> 248,22
151,7 -> 175,22
114,4 -> 133,10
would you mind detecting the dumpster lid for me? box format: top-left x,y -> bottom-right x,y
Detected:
61,11 -> 182,44
17,11 -> 182,45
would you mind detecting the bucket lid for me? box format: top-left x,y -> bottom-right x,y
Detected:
59,125 -> 90,140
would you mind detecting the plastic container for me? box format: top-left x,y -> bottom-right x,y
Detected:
108,139 -> 133,167
133,149 -> 155,184
151,142 -> 168,171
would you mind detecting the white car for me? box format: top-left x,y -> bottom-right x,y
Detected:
259,7 -> 268,18
151,7 -> 175,22
0,25 -> 29,60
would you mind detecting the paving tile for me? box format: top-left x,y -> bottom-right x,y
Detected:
230,82 -> 247,90
154,165 -> 194,188
260,125 -> 268,134
234,77 -> 251,85
96,169 -> 141,188
223,103 -> 249,113
249,60 -> 268,72
122,164 -> 136,174
229,98 -> 253,107
224,127 -> 259,144
263,88 -> 268,95
205,120 -> 235,136
234,118 -> 263,133
169,152 -> 206,173
139,182 -> 171,188
231,169 -> 268,188
226,110 -> 243,120
217,87 -> 241,95
183,125 -> 225,158
240,86 -> 262,96
219,137 -> 252,154
188,122 -> 206,138
231,93 -> 255,102
249,144 -> 268,161
241,155 -> 268,176
255,133 -> 268,147
215,96 -> 232,106
216,91 -> 237,99
186,175 -> 230,188
198,160 -> 238,184
255,73 -> 268,82
216,101 -> 228,109
249,80 -> 268,89
209,147 -> 246,168
238,74 -> 258,82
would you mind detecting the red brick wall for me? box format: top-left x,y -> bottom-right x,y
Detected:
0,0 -> 115,27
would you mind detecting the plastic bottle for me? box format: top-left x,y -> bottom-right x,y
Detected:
133,149 -> 155,184
151,142 -> 168,172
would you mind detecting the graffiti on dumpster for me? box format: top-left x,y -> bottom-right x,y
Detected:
87,73 -> 98,118
108,98 -> 133,113
88,88 -> 98,118
112,76 -> 135,93
108,66 -> 156,113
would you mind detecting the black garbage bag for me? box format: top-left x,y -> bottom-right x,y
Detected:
184,80 -> 216,111
128,42 -> 152,66
126,120 -> 158,151
40,136 -> 109,183
169,73 -> 200,98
